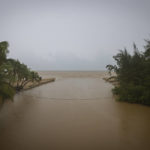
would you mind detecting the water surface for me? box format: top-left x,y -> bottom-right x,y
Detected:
0,71 -> 150,150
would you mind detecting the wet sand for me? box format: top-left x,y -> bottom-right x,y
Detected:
0,71 -> 150,150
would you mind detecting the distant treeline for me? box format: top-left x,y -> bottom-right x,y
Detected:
0,41 -> 41,102
106,39 -> 150,105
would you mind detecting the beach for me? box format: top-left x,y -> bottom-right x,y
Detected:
0,71 -> 150,150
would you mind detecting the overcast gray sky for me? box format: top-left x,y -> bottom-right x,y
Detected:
0,0 -> 150,70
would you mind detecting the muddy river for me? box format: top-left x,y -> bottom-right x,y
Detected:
0,71 -> 150,150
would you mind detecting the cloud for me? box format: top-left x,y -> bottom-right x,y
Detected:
1,0 -> 150,70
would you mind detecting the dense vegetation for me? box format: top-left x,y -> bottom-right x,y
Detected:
0,41 -> 41,102
106,40 -> 150,105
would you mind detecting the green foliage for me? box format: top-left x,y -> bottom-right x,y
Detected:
0,41 -> 41,101
107,40 -> 150,105
6,58 -> 41,91
0,82 -> 15,101
0,41 -> 9,65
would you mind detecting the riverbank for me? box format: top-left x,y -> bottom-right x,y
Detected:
23,78 -> 55,90
0,78 -> 55,108
103,75 -> 118,86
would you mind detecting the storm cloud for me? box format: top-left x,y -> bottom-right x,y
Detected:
0,0 -> 150,70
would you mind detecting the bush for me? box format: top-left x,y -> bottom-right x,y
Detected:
107,40 -> 150,105
0,41 -> 41,101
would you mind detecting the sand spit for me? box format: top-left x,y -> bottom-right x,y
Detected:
0,78 -> 55,105
23,78 -> 55,90
103,76 -> 118,86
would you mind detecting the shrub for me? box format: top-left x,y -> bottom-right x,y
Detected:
107,40 -> 150,105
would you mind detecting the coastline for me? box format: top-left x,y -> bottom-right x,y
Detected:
0,78 -> 55,105
23,78 -> 55,90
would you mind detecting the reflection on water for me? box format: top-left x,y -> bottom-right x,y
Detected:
0,71 -> 150,150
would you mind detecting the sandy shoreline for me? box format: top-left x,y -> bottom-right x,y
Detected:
23,78 -> 55,90
0,78 -> 55,105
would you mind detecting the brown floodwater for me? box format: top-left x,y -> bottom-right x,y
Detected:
0,71 -> 150,150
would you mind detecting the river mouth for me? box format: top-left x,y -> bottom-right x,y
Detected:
0,71 -> 150,150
